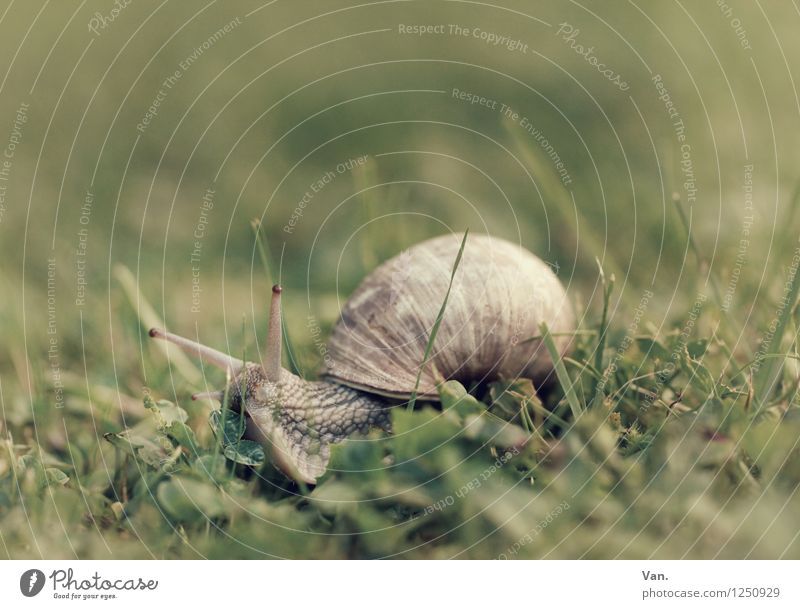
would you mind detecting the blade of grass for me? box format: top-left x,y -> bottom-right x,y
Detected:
591,257 -> 614,406
214,370 -> 232,475
727,353 -> 800,383
352,159 -> 380,272
673,193 -> 723,304
235,315 -> 248,473
564,357 -> 603,381
520,330 -> 596,344
407,229 -> 469,411
672,193 -> 750,359
505,121 -> 625,282
778,181 -> 800,260
750,187 -> 800,407
753,252 -> 800,409
540,321 -> 583,419
115,264 -> 201,384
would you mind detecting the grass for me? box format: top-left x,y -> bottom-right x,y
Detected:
2,1 -> 800,559
3,247 -> 800,558
406,228 -> 469,412
539,322 -> 583,419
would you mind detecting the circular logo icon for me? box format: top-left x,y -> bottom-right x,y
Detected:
20,569 -> 46,597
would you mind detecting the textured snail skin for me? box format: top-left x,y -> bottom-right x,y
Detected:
228,364 -> 392,484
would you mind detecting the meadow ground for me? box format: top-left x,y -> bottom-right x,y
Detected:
1,1 -> 800,559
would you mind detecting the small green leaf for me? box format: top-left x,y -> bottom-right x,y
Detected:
223,440 -> 266,466
687,338 -> 709,360
310,481 -> 363,516
209,408 -> 246,444
488,379 -> 542,421
390,407 -> 461,463
45,468 -> 69,486
636,337 -> 670,362
17,453 -> 40,471
327,430 -> 384,475
165,421 -> 199,455
104,431 -> 171,469
193,454 -> 231,483
439,380 -> 484,418
145,396 -> 189,432
680,349 -> 716,396
65,442 -> 86,475
156,476 -> 227,522
462,414 -> 530,449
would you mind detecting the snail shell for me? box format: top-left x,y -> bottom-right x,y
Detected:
323,233 -> 574,397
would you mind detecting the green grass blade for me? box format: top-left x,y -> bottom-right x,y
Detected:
506,122 -> 625,282
540,321 -> 583,419
672,194 -> 750,360
115,264 -> 201,385
520,330 -> 596,344
352,159 -> 380,273
753,250 -> 800,408
407,229 -> 469,411
590,258 -> 614,406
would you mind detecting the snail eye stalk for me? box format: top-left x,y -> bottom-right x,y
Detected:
148,328 -> 244,376
191,390 -> 224,402
264,284 -> 282,383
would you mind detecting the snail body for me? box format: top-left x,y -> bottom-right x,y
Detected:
150,233 -> 574,483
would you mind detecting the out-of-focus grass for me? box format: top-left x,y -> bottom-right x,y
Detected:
4,298 -> 800,559
2,1 -> 800,558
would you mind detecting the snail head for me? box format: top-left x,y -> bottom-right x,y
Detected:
148,285 -> 285,403
148,285 -> 319,482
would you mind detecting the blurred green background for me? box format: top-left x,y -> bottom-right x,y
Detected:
2,1 -> 800,559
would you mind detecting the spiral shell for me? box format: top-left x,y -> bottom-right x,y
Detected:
323,233 -> 575,398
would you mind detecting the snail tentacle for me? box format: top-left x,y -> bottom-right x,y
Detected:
148,328 -> 244,376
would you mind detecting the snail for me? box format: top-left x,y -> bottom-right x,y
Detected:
149,233 -> 574,484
